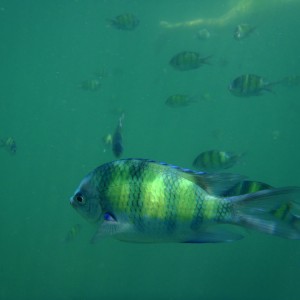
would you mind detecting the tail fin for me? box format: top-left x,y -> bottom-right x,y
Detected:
201,55 -> 213,65
229,187 -> 300,239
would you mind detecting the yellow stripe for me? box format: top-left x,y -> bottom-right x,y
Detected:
108,184 -> 131,212
176,178 -> 198,221
141,174 -> 167,219
202,195 -> 219,220
106,172 -> 131,213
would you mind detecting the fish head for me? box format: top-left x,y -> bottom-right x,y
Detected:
70,173 -> 102,223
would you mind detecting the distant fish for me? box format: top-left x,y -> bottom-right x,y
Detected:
93,68 -> 110,80
170,51 -> 212,71
0,137 -> 16,154
197,28 -> 211,40
165,94 -> 197,108
112,114 -> 125,158
229,74 -> 279,97
234,24 -> 255,40
64,224 -> 82,242
222,180 -> 272,197
79,78 -> 101,91
108,13 -> 139,30
193,150 -> 243,171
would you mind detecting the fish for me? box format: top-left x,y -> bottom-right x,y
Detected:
64,224 -> 82,242
222,180 -> 272,197
70,158 -> 300,243
112,114 -> 125,158
0,137 -> 17,154
108,13 -> 139,30
234,23 -> 255,40
193,150 -> 243,172
170,51 -> 211,71
197,28 -> 211,40
165,94 -> 197,108
79,78 -> 101,91
229,74 -> 278,97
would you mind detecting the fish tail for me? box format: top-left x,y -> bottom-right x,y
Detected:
266,79 -> 285,92
270,78 -> 287,86
229,187 -> 300,239
201,55 -> 213,65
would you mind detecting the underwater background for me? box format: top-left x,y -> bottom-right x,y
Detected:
1,0 -> 300,299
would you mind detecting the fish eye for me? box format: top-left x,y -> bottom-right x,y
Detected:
74,193 -> 86,205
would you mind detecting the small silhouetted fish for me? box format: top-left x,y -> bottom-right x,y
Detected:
108,13 -> 139,30
229,74 -> 277,97
112,114 -> 125,158
170,51 -> 212,71
79,78 -> 101,91
165,94 -> 197,107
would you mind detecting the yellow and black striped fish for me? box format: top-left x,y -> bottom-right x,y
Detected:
229,74 -> 276,97
222,180 -> 272,197
193,150 -> 242,172
165,94 -> 196,107
79,78 -> 101,91
170,51 -> 211,71
108,13 -> 139,30
70,158 -> 300,243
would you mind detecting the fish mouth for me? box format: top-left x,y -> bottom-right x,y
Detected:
69,196 -> 75,206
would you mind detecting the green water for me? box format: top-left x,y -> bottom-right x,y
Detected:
1,0 -> 300,299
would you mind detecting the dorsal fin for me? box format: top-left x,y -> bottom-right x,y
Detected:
177,170 -> 246,195
111,158 -> 246,196
142,159 -> 246,196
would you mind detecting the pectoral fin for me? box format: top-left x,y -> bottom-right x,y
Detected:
90,212 -> 132,243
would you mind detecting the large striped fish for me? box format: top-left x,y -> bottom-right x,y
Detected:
70,159 -> 300,243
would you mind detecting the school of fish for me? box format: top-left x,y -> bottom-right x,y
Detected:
66,12 -> 300,245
